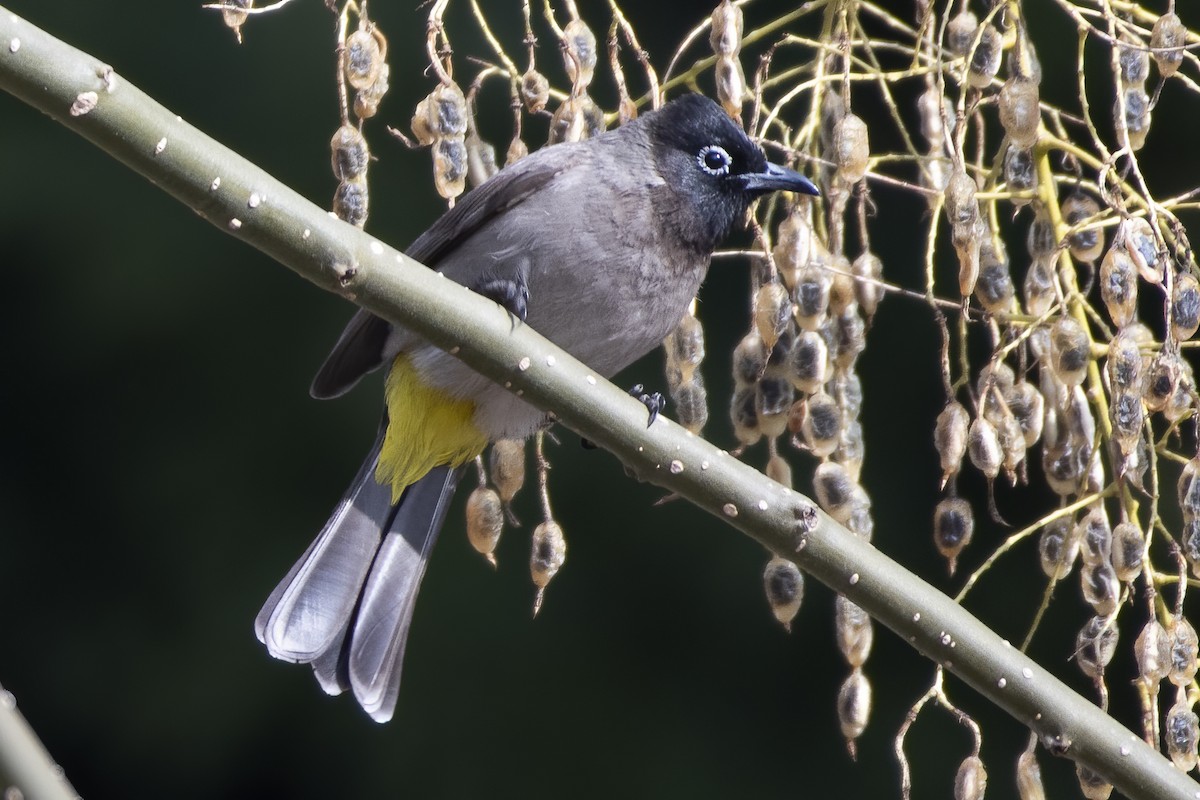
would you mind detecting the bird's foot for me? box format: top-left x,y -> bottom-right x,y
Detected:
475,277 -> 529,327
628,384 -> 666,427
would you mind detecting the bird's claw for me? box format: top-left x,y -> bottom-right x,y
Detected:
476,277 -> 529,328
629,384 -> 666,427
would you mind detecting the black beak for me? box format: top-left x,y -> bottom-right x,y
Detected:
737,162 -> 820,197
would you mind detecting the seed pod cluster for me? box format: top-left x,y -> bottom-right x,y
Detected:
330,124 -> 371,227
933,496 -> 974,574
1182,458 -> 1200,576
1166,688 -> 1200,772
709,0 -> 746,118
1075,614 -> 1118,680
836,666 -> 871,759
945,166 -> 983,298
665,311 -> 709,434
1151,13 -> 1186,79
954,755 -> 987,800
466,486 -> 504,566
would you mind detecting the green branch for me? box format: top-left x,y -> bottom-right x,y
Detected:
0,7 -> 1196,799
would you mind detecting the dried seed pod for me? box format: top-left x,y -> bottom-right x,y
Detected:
1165,362 -> 1197,424
1183,518 -> 1200,577
489,439 -> 526,504
757,376 -> 793,437
1008,381 -> 1045,447
1151,13 -> 1186,79
997,412 -> 1026,480
1017,739 -> 1045,800
835,419 -> 865,482
672,376 -> 708,434
945,167 -> 982,296
530,520 -> 566,614
1144,350 -> 1182,413
1109,388 -> 1144,455
1100,246 -> 1139,328
999,78 -> 1040,148
1076,615 -> 1118,680
788,330 -> 828,394
967,416 -> 1001,479
1183,459 -> 1200,520
1062,192 -> 1104,263
345,27 -> 385,91
833,114 -> 870,184
1136,619 -> 1171,687
519,69 -> 550,114
813,461 -> 859,524
1172,273 -> 1200,341
1050,316 -> 1089,387
1003,145 -> 1036,203
333,177 -> 369,227
1119,217 -> 1161,283
1039,517 -> 1079,579
731,384 -> 760,446
918,84 -> 950,147
733,331 -> 768,385
665,314 -> 706,381
1027,207 -> 1056,261
714,56 -> 747,118
547,94 -> 605,144
433,137 -> 468,200
794,263 -> 832,331
1169,617 -> 1200,687
763,556 -> 804,630
774,204 -> 815,288
835,594 -> 873,667
827,257 -> 856,317
1166,692 -> 1200,772
975,240 -> 1015,314
1081,559 -> 1119,616
709,0 -> 743,57
946,11 -> 979,58
766,452 -> 792,487
1075,763 -> 1112,800
562,19 -> 597,89
836,667 -> 871,758
851,252 -> 884,320
466,486 -> 504,565
831,307 -> 866,371
1118,33 -> 1151,85
848,501 -> 874,541
353,63 -> 389,120
1115,85 -> 1151,151
1023,257 -> 1055,318
967,23 -> 1003,89
1076,508 -> 1112,565
1110,521 -> 1144,581
221,0 -> 251,42
954,755 -> 987,800
330,124 -> 370,182
933,497 -> 974,574
835,372 -> 863,419
755,282 -> 791,351
801,391 -> 842,457
935,402 -> 970,486
427,82 -> 468,139
1106,328 -> 1144,392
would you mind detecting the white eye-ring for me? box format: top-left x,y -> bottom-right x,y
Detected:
697,144 -> 732,176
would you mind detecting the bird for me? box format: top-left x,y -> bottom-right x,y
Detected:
255,92 -> 819,722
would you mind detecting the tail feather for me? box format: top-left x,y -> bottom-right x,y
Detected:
256,430 -> 463,722
347,466 -> 460,721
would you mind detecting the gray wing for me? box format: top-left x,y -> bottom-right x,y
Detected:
310,143 -> 590,399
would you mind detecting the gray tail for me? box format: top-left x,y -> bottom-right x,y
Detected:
255,430 -> 462,722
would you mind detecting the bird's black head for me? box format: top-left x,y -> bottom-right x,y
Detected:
642,94 -> 819,254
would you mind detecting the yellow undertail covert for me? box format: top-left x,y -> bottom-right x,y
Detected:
377,354 -> 489,502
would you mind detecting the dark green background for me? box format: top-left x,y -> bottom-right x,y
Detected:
1,2 -> 1196,798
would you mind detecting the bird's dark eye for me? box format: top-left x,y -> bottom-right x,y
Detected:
697,144 -> 732,176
